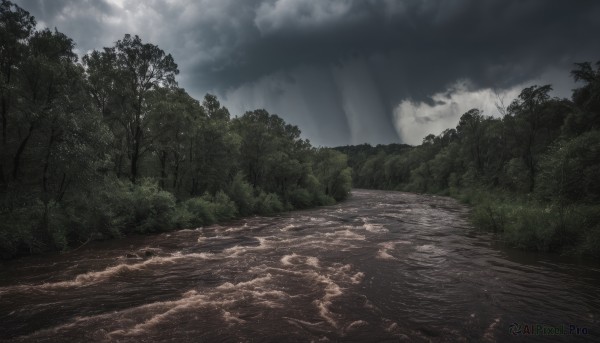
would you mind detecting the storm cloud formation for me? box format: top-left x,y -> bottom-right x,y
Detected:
16,0 -> 600,145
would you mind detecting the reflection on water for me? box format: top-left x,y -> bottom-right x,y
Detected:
0,189 -> 598,342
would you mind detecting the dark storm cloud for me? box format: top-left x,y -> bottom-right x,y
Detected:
16,0 -> 117,52
14,0 -> 600,146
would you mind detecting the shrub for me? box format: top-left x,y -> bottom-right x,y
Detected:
175,191 -> 237,229
63,177 -> 127,240
465,189 -> 600,255
330,167 -> 352,201
116,179 -> 176,234
0,201 -> 40,258
176,196 -> 216,228
227,172 -> 255,216
288,188 -> 313,209
211,191 -> 238,221
536,130 -> 600,204
254,191 -> 284,215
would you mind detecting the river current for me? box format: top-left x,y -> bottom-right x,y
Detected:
0,190 -> 598,342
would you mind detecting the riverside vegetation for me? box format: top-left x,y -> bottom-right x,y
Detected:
2,1 -> 598,260
336,64 -> 600,257
0,1 -> 351,258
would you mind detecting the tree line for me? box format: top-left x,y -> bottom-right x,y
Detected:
337,64 -> 600,256
0,1 -> 351,258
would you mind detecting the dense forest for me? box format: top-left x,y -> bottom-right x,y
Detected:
0,1 -> 351,258
337,65 -> 600,257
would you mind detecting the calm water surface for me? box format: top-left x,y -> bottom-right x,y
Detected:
1,190 -> 598,342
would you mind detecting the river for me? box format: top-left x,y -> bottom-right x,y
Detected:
0,189 -> 598,342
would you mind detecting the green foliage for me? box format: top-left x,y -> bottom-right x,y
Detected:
62,177 -> 125,240
338,60 -> 600,257
106,179 -> 177,234
0,1 -> 354,259
466,191 -> 600,256
174,191 -> 238,229
210,191 -> 238,222
313,148 -> 352,201
288,188 -> 313,209
132,181 -> 176,233
0,202 -> 41,258
227,172 -> 255,217
254,191 -> 284,215
175,197 -> 216,228
536,130 -> 600,204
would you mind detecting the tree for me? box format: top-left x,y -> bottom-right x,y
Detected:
456,108 -> 485,173
186,94 -> 239,196
145,87 -> 198,192
571,61 -> 600,114
0,0 -> 35,189
84,34 -> 179,183
313,148 -> 352,201
503,85 -> 569,192
563,61 -> 600,135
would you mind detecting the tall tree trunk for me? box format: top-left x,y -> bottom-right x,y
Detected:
56,173 -> 69,202
130,147 -> 139,184
42,129 -> 56,194
0,92 -> 9,190
0,164 -> 6,191
172,153 -> 180,189
2,66 -> 12,146
159,150 -> 167,188
1,95 -> 7,145
12,123 -> 35,180
130,122 -> 142,184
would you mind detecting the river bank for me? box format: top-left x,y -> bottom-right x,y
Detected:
1,189 -> 598,342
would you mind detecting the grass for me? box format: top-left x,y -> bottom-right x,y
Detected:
455,188 -> 600,257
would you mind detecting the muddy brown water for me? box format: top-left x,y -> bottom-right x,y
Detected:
0,189 -> 598,342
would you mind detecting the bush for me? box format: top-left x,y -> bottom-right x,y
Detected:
288,188 -> 313,209
254,191 -> 284,215
464,189 -> 599,255
176,196 -> 216,228
113,179 -> 176,234
174,191 -> 237,229
536,130 -> 600,204
45,202 -> 71,251
330,167 -> 352,201
227,172 -> 255,216
0,201 -> 40,258
211,191 -> 238,221
302,174 -> 334,206
63,177 -> 127,240
313,148 -> 352,201
0,200 -> 71,257
582,222 -> 600,257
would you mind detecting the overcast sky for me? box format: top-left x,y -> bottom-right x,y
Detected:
15,0 -> 600,146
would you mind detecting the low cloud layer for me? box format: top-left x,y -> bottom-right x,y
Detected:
395,81 -> 521,145
16,0 -> 600,146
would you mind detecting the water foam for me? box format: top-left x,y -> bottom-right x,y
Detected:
108,274 -> 287,337
376,242 -> 397,260
415,244 -> 447,256
222,310 -> 246,323
280,224 -> 296,232
281,253 -> 320,268
346,320 -> 368,330
359,217 -> 389,233
376,249 -> 396,260
224,223 -> 249,233
324,229 -> 366,241
31,252 -> 215,289
364,223 -> 389,233
350,272 -> 365,284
